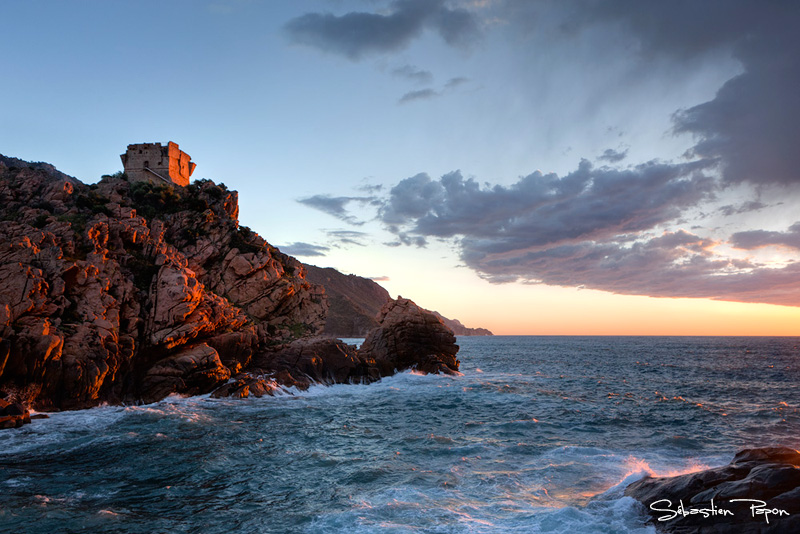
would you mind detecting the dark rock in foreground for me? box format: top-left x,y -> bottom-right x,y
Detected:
625,447 -> 800,533
0,398 -> 31,429
359,297 -> 460,376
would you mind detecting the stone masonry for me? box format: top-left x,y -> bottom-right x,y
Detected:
120,142 -> 196,187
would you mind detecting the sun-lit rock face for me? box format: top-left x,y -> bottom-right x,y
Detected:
0,153 -> 462,413
0,154 -> 327,410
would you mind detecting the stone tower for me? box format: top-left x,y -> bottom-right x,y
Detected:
120,142 -> 196,187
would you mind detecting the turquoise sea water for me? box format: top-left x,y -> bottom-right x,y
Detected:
1,336 -> 799,533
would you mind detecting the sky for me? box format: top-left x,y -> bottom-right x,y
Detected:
2,0 -> 800,335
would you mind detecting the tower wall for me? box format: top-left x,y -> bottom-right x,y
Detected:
120,142 -> 195,187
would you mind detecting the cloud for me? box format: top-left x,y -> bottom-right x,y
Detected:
384,232 -> 428,248
466,230 -> 800,306
444,76 -> 469,89
283,0 -> 479,60
582,1 -> 800,186
298,194 -> 376,225
361,159 -> 799,306
730,222 -> 800,250
326,230 -> 370,247
279,242 -> 330,257
492,1 -> 800,186
398,88 -> 439,104
598,148 -> 628,163
370,275 -> 391,282
397,76 -> 468,104
379,160 -> 715,250
393,64 -> 433,84
717,200 -> 767,217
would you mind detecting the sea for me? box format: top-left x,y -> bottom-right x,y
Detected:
1,336 -> 799,533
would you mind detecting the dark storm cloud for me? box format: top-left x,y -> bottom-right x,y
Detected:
283,0 -> 479,60
298,194 -> 376,225
380,159 -> 715,251
597,148 -> 627,163
392,64 -> 433,84
398,88 -> 439,104
577,0 -> 800,186
730,222 -> 800,250
279,242 -> 330,257
496,1 -> 800,186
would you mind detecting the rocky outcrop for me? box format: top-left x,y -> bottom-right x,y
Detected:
359,297 -> 460,376
212,297 -> 460,398
0,154 -> 464,417
626,447 -> 800,533
0,155 -> 326,411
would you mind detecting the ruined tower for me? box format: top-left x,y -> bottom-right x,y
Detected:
120,142 -> 196,187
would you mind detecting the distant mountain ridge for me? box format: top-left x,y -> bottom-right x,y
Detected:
303,265 -> 389,337
431,312 -> 493,337
303,264 -> 492,337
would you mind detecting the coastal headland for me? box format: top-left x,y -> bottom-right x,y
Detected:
0,152 -> 460,416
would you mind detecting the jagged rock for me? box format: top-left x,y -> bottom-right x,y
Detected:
0,153 -> 468,419
210,374 -> 281,398
358,297 -> 460,376
0,155 -> 327,413
625,447 -> 800,533
206,328 -> 258,374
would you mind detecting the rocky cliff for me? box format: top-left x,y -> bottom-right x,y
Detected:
0,154 -> 461,416
303,264 -> 492,337
0,155 -> 327,410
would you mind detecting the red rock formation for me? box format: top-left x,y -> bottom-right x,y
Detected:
0,155 -> 327,411
0,154 -> 461,416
